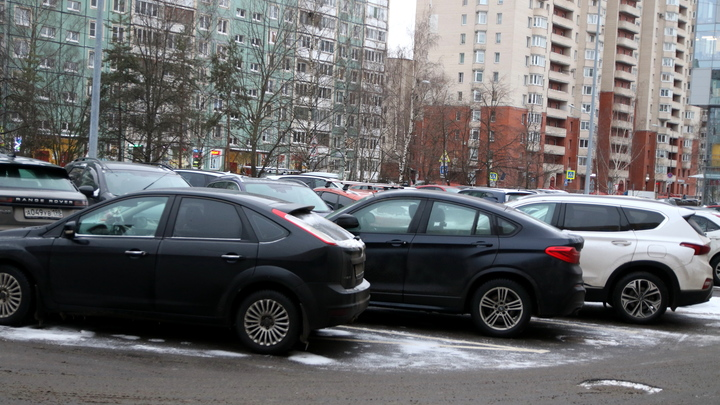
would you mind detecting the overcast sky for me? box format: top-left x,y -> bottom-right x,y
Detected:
387,0 -> 416,56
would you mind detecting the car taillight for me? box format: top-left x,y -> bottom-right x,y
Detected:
272,209 -> 336,245
703,278 -> 713,290
680,242 -> 711,255
545,246 -> 580,264
74,200 -> 88,207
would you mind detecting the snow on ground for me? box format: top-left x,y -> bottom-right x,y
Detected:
1,297 -> 719,371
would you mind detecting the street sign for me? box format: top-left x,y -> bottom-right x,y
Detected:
489,172 -> 498,181
440,165 -> 447,175
566,169 -> 576,180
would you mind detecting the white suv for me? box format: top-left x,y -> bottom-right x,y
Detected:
508,195 -> 713,323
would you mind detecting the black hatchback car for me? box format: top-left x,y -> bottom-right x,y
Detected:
0,188 -> 369,354
327,190 -> 585,337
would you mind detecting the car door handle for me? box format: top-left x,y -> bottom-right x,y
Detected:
471,241 -> 494,247
221,254 -> 243,260
611,240 -> 632,246
386,239 -> 408,246
124,250 -> 146,257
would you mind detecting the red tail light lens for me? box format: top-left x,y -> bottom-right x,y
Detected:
680,242 -> 711,255
272,209 -> 336,245
545,246 -> 580,264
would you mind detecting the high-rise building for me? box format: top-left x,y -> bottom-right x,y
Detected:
416,0 -> 701,195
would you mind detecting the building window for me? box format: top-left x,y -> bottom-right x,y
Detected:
460,33 -> 466,44
112,0 -> 125,13
474,70 -> 483,82
476,11 -> 487,24
66,31 -> 80,42
496,13 -> 502,24
68,0 -> 81,11
459,53 -> 465,64
236,8 -> 246,18
89,20 -> 96,37
496,33 -> 501,43
476,31 -> 486,44
41,26 -> 56,38
458,72 -> 464,83
474,50 -> 485,63
461,14 -> 467,25
581,121 -> 590,130
494,52 -> 500,63
578,156 -> 587,166
15,7 -> 31,26
218,19 -> 228,34
579,139 -> 588,148
199,15 -> 210,30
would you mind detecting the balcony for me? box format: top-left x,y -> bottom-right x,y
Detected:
614,86 -> 635,98
615,53 -> 637,66
543,144 -> 565,155
548,69 -> 572,83
552,17 -> 574,30
612,119 -> 633,131
551,33 -> 574,49
545,126 -> 567,138
549,51 -> 572,66
618,20 -> 640,34
613,103 -> 633,114
619,4 -> 641,18
615,69 -> 636,82
616,36 -> 638,50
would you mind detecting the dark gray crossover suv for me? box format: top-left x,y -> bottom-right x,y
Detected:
0,188 -> 369,354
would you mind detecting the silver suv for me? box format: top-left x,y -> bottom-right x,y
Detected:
508,195 -> 713,323
0,153 -> 88,229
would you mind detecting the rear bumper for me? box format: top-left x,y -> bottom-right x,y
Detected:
305,279 -> 371,329
536,282 -> 586,317
674,286 -> 713,308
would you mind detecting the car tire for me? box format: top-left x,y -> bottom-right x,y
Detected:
711,256 -> 720,287
236,290 -> 300,355
470,279 -> 532,338
0,265 -> 33,326
611,272 -> 668,324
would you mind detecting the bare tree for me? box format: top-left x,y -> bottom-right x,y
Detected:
100,3 -> 201,164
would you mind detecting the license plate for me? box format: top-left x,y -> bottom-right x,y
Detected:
24,207 -> 64,219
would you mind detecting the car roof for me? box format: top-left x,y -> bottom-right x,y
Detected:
109,187 -> 315,213
0,153 -> 62,168
67,158 -> 177,173
510,193 -> 698,214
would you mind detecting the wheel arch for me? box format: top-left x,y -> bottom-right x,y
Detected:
604,261 -> 680,309
463,268 -> 539,315
226,265 -> 318,342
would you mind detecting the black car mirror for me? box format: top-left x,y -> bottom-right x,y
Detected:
78,185 -> 96,198
62,221 -> 78,238
333,214 -> 359,229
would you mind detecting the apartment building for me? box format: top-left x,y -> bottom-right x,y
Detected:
416,0 -> 700,194
1,0 -> 388,180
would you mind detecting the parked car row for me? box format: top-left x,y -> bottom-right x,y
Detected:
0,162 -> 716,355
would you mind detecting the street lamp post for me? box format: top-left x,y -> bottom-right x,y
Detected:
584,6 -> 602,195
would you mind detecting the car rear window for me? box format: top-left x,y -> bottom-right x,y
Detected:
1,166 -> 76,192
623,208 -> 665,231
292,211 -> 356,242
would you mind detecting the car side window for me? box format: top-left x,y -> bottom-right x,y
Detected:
319,192 -> 339,210
337,195 -> 354,209
244,208 -> 288,241
514,203 -> 557,224
623,208 -> 666,231
562,203 -> 624,232
80,167 -> 98,189
348,198 -> 422,233
208,181 -> 239,190
427,202 -> 477,235
77,196 -> 168,236
173,198 -> 244,239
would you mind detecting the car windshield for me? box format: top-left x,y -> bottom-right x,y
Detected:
244,183 -> 332,213
104,171 -> 189,195
0,166 -> 77,192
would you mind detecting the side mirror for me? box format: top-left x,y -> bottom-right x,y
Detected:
333,214 -> 359,229
78,185 -> 96,198
63,221 -> 78,238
